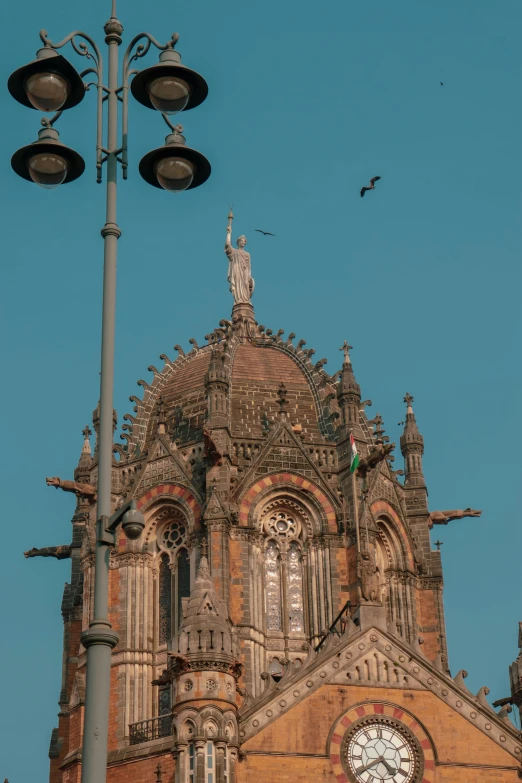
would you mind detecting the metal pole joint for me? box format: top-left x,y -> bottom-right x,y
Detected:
100,222 -> 121,239
81,623 -> 119,650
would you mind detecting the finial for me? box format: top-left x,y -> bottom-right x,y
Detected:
277,383 -> 288,416
404,392 -> 414,414
157,396 -> 167,434
155,762 -> 164,783
82,425 -> 92,455
434,540 -> 443,551
339,340 -> 353,366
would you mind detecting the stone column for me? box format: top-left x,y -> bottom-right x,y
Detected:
228,747 -> 239,783
175,742 -> 188,783
195,738 -> 206,783
215,740 -> 227,783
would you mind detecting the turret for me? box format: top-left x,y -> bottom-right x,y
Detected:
169,539 -> 240,783
204,347 -> 229,427
509,622 -> 522,723
337,341 -> 361,429
400,393 -> 425,487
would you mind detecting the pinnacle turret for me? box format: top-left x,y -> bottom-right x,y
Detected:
205,347 -> 230,426
170,539 -> 238,667
337,341 -> 361,429
400,393 -> 425,486
75,425 -> 92,478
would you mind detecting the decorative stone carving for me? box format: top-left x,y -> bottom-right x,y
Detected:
24,545 -> 72,560
45,477 -> 97,502
357,545 -> 382,603
428,508 -> 482,529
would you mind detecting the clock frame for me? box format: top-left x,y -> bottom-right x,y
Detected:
328,702 -> 436,783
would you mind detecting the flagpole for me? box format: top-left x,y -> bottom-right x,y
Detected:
352,471 -> 361,553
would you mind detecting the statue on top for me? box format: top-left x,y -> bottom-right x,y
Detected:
224,209 -> 254,304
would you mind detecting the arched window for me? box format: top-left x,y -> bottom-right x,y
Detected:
262,507 -> 306,637
157,510 -> 192,645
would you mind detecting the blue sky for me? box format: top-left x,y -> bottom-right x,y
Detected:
1,0 -> 521,778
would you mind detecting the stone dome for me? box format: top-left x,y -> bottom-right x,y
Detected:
120,308 -> 341,458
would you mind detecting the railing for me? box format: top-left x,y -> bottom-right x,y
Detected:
129,713 -> 173,745
314,600 -> 352,652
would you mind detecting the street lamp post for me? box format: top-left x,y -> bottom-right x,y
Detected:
8,3 -> 210,783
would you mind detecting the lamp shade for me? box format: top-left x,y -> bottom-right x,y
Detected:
131,49 -> 208,113
139,130 -> 210,191
11,127 -> 85,186
8,51 -> 85,111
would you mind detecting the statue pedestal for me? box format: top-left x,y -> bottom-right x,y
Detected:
353,602 -> 387,632
232,302 -> 255,323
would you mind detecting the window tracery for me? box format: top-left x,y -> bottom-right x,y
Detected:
265,540 -> 282,631
156,508 -> 191,645
287,543 -> 304,633
261,501 -> 306,637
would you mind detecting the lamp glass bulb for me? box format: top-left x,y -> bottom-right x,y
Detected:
155,157 -> 194,192
24,72 -> 70,112
28,152 -> 68,188
147,75 -> 191,114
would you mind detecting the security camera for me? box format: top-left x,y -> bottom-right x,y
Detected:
121,503 -> 145,540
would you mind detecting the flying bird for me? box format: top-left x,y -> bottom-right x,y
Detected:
360,176 -> 381,198
440,81 -> 444,86
255,229 -> 276,236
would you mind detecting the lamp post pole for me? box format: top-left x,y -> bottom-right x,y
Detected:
80,11 -> 123,783
8,2 -> 210,781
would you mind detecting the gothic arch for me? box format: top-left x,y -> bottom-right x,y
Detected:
137,483 -> 202,545
370,500 -> 415,572
239,472 -> 338,533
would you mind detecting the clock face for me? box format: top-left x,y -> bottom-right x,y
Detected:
344,719 -> 418,783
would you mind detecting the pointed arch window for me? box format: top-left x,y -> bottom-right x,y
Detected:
157,511 -> 192,645
262,509 -> 305,637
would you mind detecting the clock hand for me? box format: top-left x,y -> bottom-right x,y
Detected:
380,758 -> 397,775
356,755 -> 385,774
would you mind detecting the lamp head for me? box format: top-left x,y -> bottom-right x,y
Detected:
11,125 -> 85,187
130,40 -> 208,114
8,49 -> 85,111
139,125 -> 210,192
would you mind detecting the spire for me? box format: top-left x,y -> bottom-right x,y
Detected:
400,393 -> 425,486
337,340 -> 361,429
76,425 -> 92,472
169,538 -> 237,667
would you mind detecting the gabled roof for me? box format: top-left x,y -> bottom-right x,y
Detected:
238,625 -> 521,760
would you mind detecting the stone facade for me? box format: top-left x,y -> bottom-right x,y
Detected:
45,301 -> 521,782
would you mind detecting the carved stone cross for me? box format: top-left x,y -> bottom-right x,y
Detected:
404,392 -> 414,407
339,340 -> 353,365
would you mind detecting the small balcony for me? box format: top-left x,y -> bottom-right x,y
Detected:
129,714 -> 173,746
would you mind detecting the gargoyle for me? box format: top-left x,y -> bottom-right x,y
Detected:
203,429 -> 223,466
46,477 -> 97,503
24,545 -> 72,560
428,508 -> 482,529
152,669 -> 172,687
356,442 -> 395,477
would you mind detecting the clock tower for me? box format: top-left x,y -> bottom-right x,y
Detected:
36,246 -> 521,783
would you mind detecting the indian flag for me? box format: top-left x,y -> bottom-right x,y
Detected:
349,433 -> 359,473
